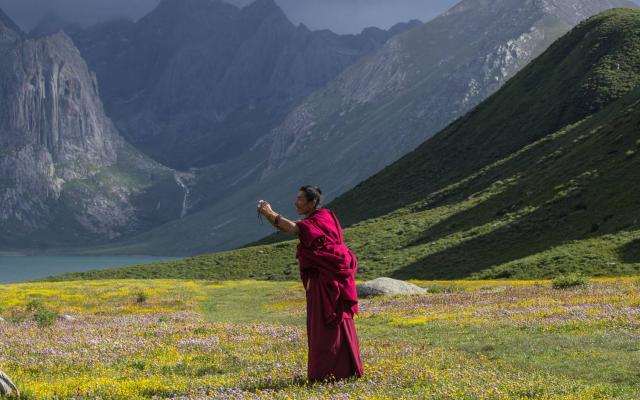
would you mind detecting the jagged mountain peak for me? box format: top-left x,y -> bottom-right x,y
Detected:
156,0 -> 226,9
245,0 -> 280,11
387,20 -> 423,36
241,0 -> 289,23
40,30 -> 82,53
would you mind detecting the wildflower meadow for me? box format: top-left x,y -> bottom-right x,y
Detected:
0,278 -> 638,399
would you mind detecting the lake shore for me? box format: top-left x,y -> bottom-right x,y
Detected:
0,255 -> 182,283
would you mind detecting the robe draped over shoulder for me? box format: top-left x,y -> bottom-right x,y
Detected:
296,207 -> 364,382
296,207 -> 359,326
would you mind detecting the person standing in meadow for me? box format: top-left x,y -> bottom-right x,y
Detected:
257,185 -> 364,382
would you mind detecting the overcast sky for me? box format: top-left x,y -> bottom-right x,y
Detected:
0,0 -> 460,34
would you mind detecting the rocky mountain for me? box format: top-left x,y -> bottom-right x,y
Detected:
38,0 -> 421,170
49,8 -> 640,281
259,0 -> 637,193
0,9 -> 185,250
86,0 -> 636,256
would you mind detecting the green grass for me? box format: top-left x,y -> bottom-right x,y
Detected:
201,280 -> 304,325
380,323 -> 640,388
198,278 -> 640,391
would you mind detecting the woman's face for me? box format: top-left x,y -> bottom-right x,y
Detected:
295,191 -> 316,215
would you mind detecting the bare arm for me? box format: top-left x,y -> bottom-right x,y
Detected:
257,200 -> 299,235
265,210 -> 299,235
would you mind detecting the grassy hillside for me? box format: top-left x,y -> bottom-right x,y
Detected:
43,9 -> 640,282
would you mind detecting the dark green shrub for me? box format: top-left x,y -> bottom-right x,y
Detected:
552,273 -> 590,289
33,307 -> 58,328
135,291 -> 148,303
11,299 -> 59,327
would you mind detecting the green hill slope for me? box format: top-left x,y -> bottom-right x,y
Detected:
43,9 -> 640,282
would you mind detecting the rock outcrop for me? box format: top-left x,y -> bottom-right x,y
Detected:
262,0 -> 638,190
0,15 -> 123,230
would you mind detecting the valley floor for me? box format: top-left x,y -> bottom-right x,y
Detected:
0,278 -> 638,399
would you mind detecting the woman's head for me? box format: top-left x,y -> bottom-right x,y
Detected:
295,185 -> 322,215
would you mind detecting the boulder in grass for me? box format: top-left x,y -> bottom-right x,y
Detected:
356,277 -> 427,298
0,369 -> 18,397
59,314 -> 76,322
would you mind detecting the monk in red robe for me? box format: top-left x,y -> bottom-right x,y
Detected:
257,185 -> 364,382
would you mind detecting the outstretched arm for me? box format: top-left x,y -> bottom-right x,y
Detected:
258,200 -> 299,235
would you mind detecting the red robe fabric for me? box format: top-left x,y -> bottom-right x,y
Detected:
296,207 -> 364,382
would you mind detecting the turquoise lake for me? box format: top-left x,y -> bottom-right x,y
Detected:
0,256 -> 182,283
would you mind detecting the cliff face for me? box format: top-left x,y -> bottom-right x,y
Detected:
0,14 -> 184,247
0,1 -> 420,253
0,26 -> 124,227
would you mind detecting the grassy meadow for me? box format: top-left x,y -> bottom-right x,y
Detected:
0,277 -> 638,399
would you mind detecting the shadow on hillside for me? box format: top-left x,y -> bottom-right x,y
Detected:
391,116 -> 640,278
390,181 -> 626,279
619,238 -> 640,263
391,215 -> 606,280
404,181 -> 531,249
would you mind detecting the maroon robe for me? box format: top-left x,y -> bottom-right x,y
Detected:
296,207 -> 364,382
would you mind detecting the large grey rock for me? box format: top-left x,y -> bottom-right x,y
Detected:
59,314 -> 76,322
0,369 -> 18,397
357,277 -> 427,298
